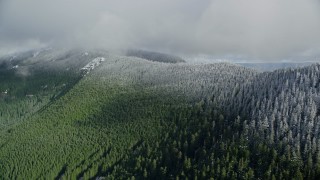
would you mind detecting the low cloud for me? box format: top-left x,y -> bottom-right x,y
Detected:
0,0 -> 320,61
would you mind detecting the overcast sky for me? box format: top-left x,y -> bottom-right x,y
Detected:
0,0 -> 320,61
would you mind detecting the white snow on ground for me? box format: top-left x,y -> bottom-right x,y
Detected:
33,51 -> 40,57
81,57 -> 105,75
12,65 -> 19,69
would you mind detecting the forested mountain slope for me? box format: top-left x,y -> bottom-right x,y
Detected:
0,49 -> 319,179
0,49 -> 93,137
238,62 -> 315,72
109,63 -> 320,179
235,65 -> 320,176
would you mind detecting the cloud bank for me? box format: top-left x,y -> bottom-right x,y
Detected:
0,0 -> 320,60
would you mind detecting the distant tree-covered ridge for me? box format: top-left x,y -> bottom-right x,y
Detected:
126,49 -> 185,63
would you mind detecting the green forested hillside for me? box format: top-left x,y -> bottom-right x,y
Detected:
0,80 -> 182,179
0,51 -> 189,179
0,49 -> 320,179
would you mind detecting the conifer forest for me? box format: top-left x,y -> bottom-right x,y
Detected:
0,49 -> 319,179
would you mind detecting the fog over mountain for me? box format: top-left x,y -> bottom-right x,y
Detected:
0,0 -> 320,61
2,2 -> 320,178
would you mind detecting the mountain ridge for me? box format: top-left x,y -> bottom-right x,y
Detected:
0,49 -> 319,179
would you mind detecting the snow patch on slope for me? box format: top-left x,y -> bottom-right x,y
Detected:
81,57 -> 105,75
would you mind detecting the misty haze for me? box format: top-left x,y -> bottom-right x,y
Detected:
0,0 -> 320,179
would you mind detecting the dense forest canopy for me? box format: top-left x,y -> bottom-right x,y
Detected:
0,49 -> 319,179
